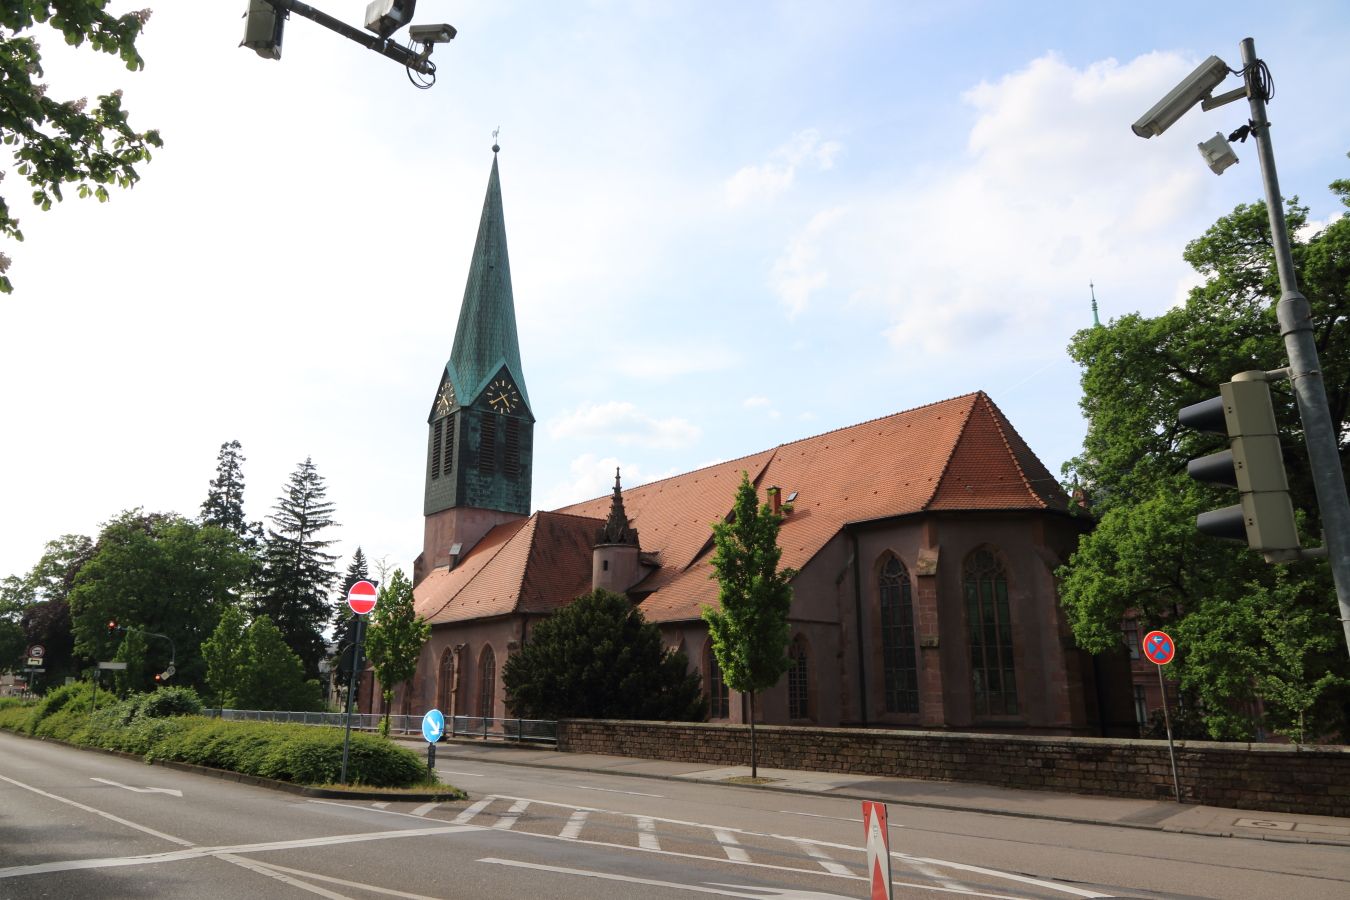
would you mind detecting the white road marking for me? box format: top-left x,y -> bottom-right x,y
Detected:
494,798 -> 529,830
90,777 -> 183,797
636,815 -> 661,850
0,773 -> 193,847
409,801 -> 442,817
217,853 -> 353,900
793,840 -> 853,876
910,859 -> 966,892
572,784 -> 665,797
451,797 -> 494,824
0,825 -> 476,879
228,858 -> 443,899
894,853 -> 1111,899
371,801 -> 389,809
778,811 -> 865,824
559,809 -> 588,840
436,769 -> 485,777
713,828 -> 749,862
478,857 -> 860,899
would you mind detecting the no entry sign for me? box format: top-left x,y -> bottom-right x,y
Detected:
347,580 -> 377,615
1143,629 -> 1175,665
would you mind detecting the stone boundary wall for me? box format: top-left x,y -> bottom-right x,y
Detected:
556,720 -> 1350,817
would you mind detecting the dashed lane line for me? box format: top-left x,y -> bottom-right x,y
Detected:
713,829 -> 750,863
409,801 -> 442,817
793,839 -> 853,876
560,809 -> 589,840
572,784 -> 666,797
451,797 -> 494,824
637,815 -> 661,850
494,798 -> 530,830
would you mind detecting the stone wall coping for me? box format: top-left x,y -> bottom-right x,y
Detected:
557,719 -> 1350,756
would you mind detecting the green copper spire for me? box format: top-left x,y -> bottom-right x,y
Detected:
447,149 -> 530,409
1090,281 -> 1101,328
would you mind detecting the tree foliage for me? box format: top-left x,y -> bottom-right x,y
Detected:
233,615 -> 322,711
0,533 -> 94,682
503,589 -> 705,722
201,604 -> 247,709
201,440 -> 262,551
0,2 -> 163,293
1059,178 -> 1350,741
363,569 -> 428,735
254,458 -> 339,677
67,510 -> 252,694
332,547 -> 369,687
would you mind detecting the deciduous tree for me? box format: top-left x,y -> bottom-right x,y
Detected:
363,569 -> 428,736
703,473 -> 796,777
1058,176 -> 1350,741
234,615 -> 322,711
0,2 -> 162,293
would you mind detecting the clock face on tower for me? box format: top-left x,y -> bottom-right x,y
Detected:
487,378 -> 520,414
434,382 -> 456,418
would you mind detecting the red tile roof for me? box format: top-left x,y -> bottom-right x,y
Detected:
414,392 -> 1069,625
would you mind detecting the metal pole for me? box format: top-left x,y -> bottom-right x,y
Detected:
1158,664 -> 1181,802
265,0 -> 435,75
1240,37 -> 1350,657
339,614 -> 366,785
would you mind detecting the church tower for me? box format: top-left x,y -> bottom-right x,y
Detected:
416,145 -> 534,585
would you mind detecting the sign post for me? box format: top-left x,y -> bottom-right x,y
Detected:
340,580 -> 378,785
862,800 -> 893,900
422,708 -> 445,776
1143,629 -> 1181,803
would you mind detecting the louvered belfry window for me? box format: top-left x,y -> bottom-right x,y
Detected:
965,549 -> 1018,716
429,418 -> 443,481
880,556 -> 919,713
442,413 -> 456,477
479,413 -> 496,474
504,416 -> 520,477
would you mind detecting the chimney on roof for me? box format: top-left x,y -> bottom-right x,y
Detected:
767,485 -> 781,516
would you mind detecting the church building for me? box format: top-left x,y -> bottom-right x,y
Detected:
387,150 -> 1133,736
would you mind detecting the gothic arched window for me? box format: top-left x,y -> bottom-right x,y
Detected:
879,556 -> 918,713
788,635 -> 811,721
964,549 -> 1018,716
705,642 -> 730,719
477,645 -> 496,719
438,648 -> 454,712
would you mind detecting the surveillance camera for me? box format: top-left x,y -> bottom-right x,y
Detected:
1198,132 -> 1239,175
409,23 -> 457,44
365,0 -> 416,39
1131,55 -> 1231,139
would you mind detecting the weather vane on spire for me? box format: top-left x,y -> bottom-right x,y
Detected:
492,127 -> 500,154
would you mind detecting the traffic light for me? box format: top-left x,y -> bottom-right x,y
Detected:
241,0 -> 285,60
107,619 -> 119,636
1178,371 -> 1301,561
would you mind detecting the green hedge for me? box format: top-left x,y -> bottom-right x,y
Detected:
0,683 -> 439,789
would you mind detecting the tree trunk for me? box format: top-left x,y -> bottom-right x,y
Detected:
750,690 -> 758,779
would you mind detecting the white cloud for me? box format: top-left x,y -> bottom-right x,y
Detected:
538,453 -> 646,510
770,207 -> 844,318
743,396 -> 771,408
546,401 -> 701,449
725,129 -> 843,207
614,343 -> 738,380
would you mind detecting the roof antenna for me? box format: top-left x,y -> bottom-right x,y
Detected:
1090,281 -> 1101,327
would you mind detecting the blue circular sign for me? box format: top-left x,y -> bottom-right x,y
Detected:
421,708 -> 446,743
1143,630 -> 1175,665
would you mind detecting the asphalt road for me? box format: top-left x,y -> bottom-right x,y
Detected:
1,731 -> 1347,899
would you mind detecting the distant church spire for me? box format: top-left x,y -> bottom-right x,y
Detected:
598,468 -> 639,546
448,144 -> 530,408
1090,281 -> 1101,328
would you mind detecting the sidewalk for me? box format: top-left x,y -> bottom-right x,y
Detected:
396,736 -> 1350,847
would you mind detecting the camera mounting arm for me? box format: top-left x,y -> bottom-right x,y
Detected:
261,0 -> 438,76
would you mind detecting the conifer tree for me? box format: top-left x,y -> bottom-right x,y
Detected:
703,472 -> 796,778
201,440 -> 262,549
254,458 -> 340,677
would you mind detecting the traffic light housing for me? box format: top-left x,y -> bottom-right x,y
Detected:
241,0 -> 285,60
107,619 -> 119,636
1178,371 -> 1301,561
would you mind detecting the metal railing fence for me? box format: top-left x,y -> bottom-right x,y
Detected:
212,709 -> 556,744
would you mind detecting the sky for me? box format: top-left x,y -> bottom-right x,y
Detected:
1,1 -> 1348,587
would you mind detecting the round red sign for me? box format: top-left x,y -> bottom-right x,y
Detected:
1142,629 -> 1175,666
347,580 -> 377,615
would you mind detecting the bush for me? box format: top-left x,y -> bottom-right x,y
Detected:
0,699 -> 35,732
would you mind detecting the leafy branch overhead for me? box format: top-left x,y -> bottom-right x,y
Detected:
0,2 -> 162,292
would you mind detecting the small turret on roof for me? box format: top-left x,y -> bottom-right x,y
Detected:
597,468 -> 639,547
